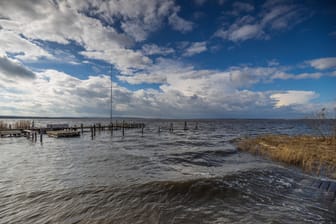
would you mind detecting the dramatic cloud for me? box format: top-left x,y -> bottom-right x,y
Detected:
215,1 -> 307,42
0,0 -> 192,74
0,56 -> 36,79
0,69 -> 110,116
0,30 -> 52,61
270,91 -> 318,108
0,0 -> 334,118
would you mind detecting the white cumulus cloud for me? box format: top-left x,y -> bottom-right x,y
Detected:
270,91 -> 318,108
308,57 -> 336,70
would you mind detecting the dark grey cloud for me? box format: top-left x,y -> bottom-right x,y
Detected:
0,56 -> 36,79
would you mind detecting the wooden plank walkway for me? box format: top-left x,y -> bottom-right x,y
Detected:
0,130 -> 24,137
47,130 -> 80,138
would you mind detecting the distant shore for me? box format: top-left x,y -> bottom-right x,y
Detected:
235,135 -> 336,179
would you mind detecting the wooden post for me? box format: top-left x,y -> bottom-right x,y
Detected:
170,123 -> 173,133
122,120 -> 125,136
195,122 -> 198,130
90,126 -> 93,139
93,124 -> 96,136
184,121 -> 188,130
158,126 -> 161,135
40,129 -> 43,143
81,123 -> 83,134
141,125 -> 144,136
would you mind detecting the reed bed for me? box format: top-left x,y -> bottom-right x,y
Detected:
236,135 -> 336,179
0,120 -> 31,130
0,121 -> 8,130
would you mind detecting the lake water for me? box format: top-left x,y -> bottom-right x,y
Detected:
0,118 -> 335,223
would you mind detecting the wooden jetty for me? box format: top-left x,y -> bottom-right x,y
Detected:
47,130 -> 80,138
0,130 -> 25,137
0,120 -> 147,140
0,120 -> 200,140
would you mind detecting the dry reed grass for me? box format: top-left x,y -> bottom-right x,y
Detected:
0,121 -> 8,130
0,120 -> 31,130
236,135 -> 336,179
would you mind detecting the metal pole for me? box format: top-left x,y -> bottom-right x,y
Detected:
110,65 -> 113,126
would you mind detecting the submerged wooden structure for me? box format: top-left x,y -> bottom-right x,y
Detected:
47,130 -> 80,138
0,130 -> 24,137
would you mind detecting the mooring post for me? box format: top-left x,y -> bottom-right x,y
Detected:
80,123 -> 83,134
34,131 -> 37,142
170,123 -> 173,133
184,121 -> 188,131
40,129 -> 43,143
195,122 -> 198,130
141,125 -> 144,136
93,124 -> 96,136
122,120 -> 125,136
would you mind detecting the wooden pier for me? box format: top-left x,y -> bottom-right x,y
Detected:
0,130 -> 25,137
0,120 -> 146,140
47,130 -> 80,138
0,120 -> 202,140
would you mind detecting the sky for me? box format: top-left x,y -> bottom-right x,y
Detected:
0,0 -> 335,118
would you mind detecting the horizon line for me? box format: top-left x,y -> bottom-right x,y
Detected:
0,115 -> 331,120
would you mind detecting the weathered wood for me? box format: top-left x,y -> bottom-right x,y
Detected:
184,121 -> 188,130
47,130 -> 80,138
1,122 -> 145,138
46,124 -> 69,130
122,120 -> 125,136
0,130 -> 22,137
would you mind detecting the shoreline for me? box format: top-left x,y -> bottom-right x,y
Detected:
235,135 -> 336,179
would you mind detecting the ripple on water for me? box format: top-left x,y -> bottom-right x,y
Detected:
0,119 -> 335,223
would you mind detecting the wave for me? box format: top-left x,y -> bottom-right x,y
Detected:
1,168 -> 335,224
162,149 -> 237,167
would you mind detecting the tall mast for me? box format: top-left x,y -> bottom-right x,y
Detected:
110,65 -> 113,124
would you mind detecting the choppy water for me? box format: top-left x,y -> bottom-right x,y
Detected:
0,119 -> 335,223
